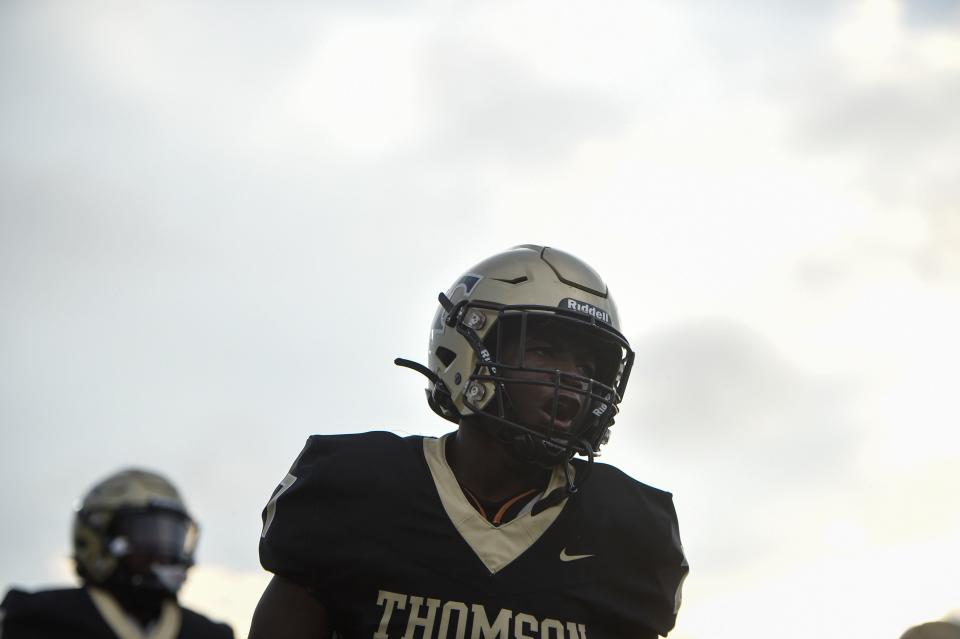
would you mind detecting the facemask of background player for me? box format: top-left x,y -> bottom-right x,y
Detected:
108,510 -> 198,594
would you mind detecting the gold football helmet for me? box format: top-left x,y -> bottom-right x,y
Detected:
397,245 -> 633,466
72,468 -> 198,594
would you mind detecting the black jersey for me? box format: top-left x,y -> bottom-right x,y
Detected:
259,432 -> 688,639
0,587 -> 233,639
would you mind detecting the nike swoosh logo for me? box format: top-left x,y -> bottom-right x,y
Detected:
559,548 -> 595,562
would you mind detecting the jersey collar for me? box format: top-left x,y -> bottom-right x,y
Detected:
87,587 -> 181,639
422,433 -> 570,575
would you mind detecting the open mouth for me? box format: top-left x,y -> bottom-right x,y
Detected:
541,393 -> 583,429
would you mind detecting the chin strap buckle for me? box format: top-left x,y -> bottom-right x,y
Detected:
531,439 -> 594,516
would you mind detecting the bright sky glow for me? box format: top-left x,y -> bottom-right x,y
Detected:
2,1 -> 958,638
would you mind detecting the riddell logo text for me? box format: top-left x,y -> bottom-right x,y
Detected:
374,590 -> 589,639
562,299 -> 610,325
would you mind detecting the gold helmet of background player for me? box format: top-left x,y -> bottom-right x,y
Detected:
73,468 -> 199,594
900,622 -> 960,639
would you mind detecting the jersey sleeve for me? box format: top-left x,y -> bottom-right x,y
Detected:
580,466 -> 690,638
0,590 -> 14,637
0,589 -> 47,638
648,490 -> 689,636
259,436 -> 335,590
257,433 -> 405,599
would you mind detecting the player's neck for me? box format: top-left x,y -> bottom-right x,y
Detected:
447,422 -> 550,503
99,583 -> 173,628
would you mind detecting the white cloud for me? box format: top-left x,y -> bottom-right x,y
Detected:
279,16 -> 434,157
676,531 -> 960,639
3,1 -> 959,638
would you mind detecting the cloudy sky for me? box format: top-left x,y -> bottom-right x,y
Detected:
2,0 -> 959,637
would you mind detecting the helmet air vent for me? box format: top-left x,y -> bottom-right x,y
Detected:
435,346 -> 457,367
540,247 -> 608,298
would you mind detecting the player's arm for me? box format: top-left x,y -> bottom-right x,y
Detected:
248,576 -> 331,639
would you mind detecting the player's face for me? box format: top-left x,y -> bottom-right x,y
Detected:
496,318 -> 610,433
111,510 -> 197,592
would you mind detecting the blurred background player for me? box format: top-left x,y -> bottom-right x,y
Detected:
0,468 -> 233,639
251,245 -> 688,638
900,621 -> 960,639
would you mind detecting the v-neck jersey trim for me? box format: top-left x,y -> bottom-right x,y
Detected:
421,433 -> 570,575
87,587 -> 182,639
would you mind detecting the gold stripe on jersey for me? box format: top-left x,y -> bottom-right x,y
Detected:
87,587 -> 181,639
422,434 -> 570,575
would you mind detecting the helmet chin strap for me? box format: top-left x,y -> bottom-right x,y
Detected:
397,296 -> 605,514
531,438 -> 594,516
395,355 -> 598,516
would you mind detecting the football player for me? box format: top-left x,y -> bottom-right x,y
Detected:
0,468 -> 233,639
251,245 -> 688,639
900,621 -> 960,639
